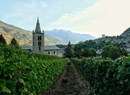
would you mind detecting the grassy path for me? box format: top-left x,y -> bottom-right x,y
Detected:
42,63 -> 93,95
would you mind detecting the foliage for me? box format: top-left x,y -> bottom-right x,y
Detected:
121,48 -> 128,56
74,46 -> 82,58
64,41 -> 73,58
72,57 -> 130,95
101,45 -> 121,59
82,48 -> 96,57
0,34 -> 6,45
0,45 -> 67,95
75,40 -> 98,49
75,39 -> 114,50
75,36 -> 127,51
10,38 -> 19,46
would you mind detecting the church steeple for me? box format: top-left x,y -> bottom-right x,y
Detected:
33,17 -> 44,53
35,17 -> 41,33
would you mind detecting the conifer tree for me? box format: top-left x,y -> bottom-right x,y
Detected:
0,34 -> 7,45
10,38 -> 19,46
64,41 -> 73,58
74,46 -> 82,58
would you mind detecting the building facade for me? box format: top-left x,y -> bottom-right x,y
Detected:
32,18 -> 64,57
33,18 -> 44,53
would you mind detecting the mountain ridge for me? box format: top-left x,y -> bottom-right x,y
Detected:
0,20 -> 65,45
0,20 -> 95,45
46,29 -> 95,43
120,27 -> 130,38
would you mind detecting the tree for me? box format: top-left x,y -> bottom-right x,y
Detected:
64,41 -> 73,58
101,45 -> 121,59
109,46 -> 121,60
101,45 -> 111,58
10,38 -> 19,46
121,48 -> 128,56
0,34 -> 7,45
82,48 -> 96,57
74,46 -> 82,58
91,49 -> 97,57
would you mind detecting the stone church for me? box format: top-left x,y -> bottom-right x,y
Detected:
32,18 -> 64,57
32,18 -> 44,53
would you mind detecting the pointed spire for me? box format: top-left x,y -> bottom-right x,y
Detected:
35,17 -> 41,33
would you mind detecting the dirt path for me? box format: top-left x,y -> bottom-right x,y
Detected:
42,63 -> 93,95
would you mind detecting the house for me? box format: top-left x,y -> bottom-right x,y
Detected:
44,45 -> 64,57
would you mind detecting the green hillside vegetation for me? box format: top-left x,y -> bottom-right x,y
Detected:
0,45 -> 67,95
75,36 -> 127,50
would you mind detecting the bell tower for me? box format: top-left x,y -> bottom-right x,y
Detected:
33,18 -> 44,53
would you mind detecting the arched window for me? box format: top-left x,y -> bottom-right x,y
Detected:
38,36 -> 41,40
38,42 -> 41,46
39,46 -> 41,50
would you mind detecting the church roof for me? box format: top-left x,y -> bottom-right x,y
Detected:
21,46 -> 32,50
21,45 -> 60,51
44,45 -> 60,50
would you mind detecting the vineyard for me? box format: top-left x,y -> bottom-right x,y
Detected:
72,57 -> 130,95
0,45 -> 130,95
0,45 -> 67,95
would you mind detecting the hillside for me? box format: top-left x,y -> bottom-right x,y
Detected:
0,20 -> 95,46
75,27 -> 130,50
92,27 -> 130,48
0,20 -> 65,45
120,27 -> 130,38
46,29 -> 95,44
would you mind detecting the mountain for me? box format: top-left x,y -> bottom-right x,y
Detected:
46,29 -> 95,44
120,27 -> 130,38
0,20 -> 65,45
0,20 -> 95,46
81,27 -> 130,50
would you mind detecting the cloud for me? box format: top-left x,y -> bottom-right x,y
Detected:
4,1 -> 49,30
52,0 -> 130,37
15,1 -> 48,14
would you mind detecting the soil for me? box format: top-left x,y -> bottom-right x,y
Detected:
41,63 -> 93,95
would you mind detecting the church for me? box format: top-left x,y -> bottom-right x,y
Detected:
31,18 -> 64,57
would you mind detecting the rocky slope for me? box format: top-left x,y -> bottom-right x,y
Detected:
92,27 -> 130,48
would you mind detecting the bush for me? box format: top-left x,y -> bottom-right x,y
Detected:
101,45 -> 121,59
82,48 -> 96,57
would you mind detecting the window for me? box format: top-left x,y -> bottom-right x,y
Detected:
38,36 -> 41,40
54,51 -> 55,54
48,51 -> 50,54
38,42 -> 41,46
38,36 -> 39,40
39,46 -> 41,50
40,36 -> 41,40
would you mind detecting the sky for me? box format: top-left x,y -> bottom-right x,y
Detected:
0,0 -> 130,37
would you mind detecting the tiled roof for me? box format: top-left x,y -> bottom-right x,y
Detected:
21,45 -> 60,51
21,46 -> 32,50
44,45 -> 60,50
